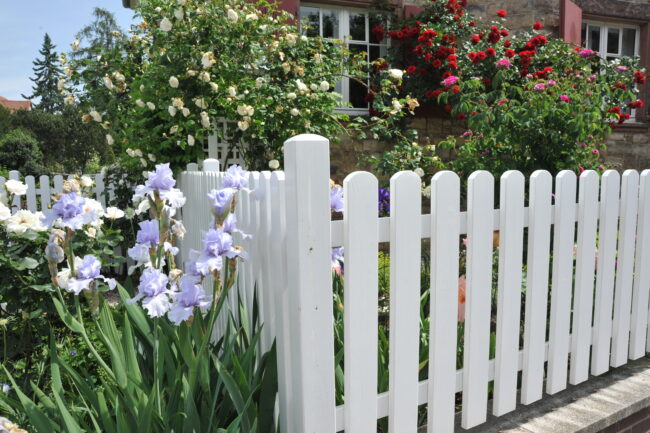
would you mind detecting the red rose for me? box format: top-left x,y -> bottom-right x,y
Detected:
477,51 -> 487,60
505,49 -> 515,57
448,54 -> 457,61
497,9 -> 507,17
451,85 -> 460,94
433,89 -> 443,98
432,59 -> 443,68
448,61 -> 458,70
468,52 -> 477,60
457,113 -> 465,119
444,104 -> 453,112
533,22 -> 543,30
364,93 -> 375,103
469,21 -> 476,27
471,34 -> 481,44
406,65 -> 417,74
425,90 -> 436,99
500,29 -> 509,37
503,39 -> 512,47
486,48 -> 496,57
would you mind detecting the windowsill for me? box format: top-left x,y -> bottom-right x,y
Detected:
334,107 -> 370,116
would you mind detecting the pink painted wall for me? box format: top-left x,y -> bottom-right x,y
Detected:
560,0 -> 583,45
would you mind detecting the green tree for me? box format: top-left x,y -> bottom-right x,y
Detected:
0,129 -> 47,175
70,7 -> 126,61
22,34 -> 64,113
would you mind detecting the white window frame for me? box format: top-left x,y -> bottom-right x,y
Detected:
583,20 -> 641,121
299,4 -> 389,115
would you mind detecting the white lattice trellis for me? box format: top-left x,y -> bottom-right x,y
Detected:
205,119 -> 247,168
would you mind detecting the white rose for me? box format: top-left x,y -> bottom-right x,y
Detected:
422,185 -> 432,198
160,17 -> 173,32
0,202 -> 10,222
195,98 -> 207,109
80,176 -> 94,187
237,120 -> 249,131
228,86 -> 237,97
57,268 -> 71,289
391,99 -> 403,113
6,210 -> 46,234
71,39 -> 80,51
169,76 -> 179,88
148,153 -> 156,162
320,81 -> 330,91
85,227 -> 97,238
105,207 -> 125,220
146,102 -> 156,110
168,105 -> 177,116
4,180 -> 28,196
106,134 -> 114,145
296,79 -> 308,92
174,8 -> 184,20
286,34 -> 297,46
414,168 -> 425,178
171,97 -> 184,108
126,148 -> 135,157
89,110 -> 102,122
388,69 -> 404,80
57,79 -> 66,91
135,99 -> 145,107
227,9 -> 239,23
209,82 -> 219,91
103,76 -> 113,90
187,135 -> 195,146
268,159 -> 280,170
140,158 -> 148,167
246,13 -> 258,20
181,107 -> 190,117
200,71 -> 210,82
134,149 -> 143,157
170,125 -> 179,134
201,51 -> 216,68
287,92 -> 297,99
200,112 -> 210,128
290,108 -> 300,116
310,83 -> 318,91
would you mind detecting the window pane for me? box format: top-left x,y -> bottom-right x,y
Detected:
622,28 -> 636,56
607,27 -> 620,54
349,13 -> 367,41
322,9 -> 338,38
299,7 -> 320,37
581,23 -> 587,47
589,26 -> 601,52
349,43 -> 368,61
349,79 -> 368,108
369,45 -> 387,61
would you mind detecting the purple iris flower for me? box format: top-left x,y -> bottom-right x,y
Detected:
330,186 -> 344,213
146,163 -> 176,191
136,220 -> 160,247
53,192 -> 85,219
207,188 -> 234,217
67,255 -> 116,295
222,213 -> 251,239
203,228 -> 235,257
129,268 -> 171,317
378,187 -> 390,216
167,275 -> 213,325
195,228 -> 246,276
222,165 -> 248,190
331,247 -> 344,268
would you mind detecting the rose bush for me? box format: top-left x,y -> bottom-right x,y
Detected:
63,0 -> 414,172
372,0 -> 647,180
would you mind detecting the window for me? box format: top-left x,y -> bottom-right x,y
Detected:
582,20 -> 641,121
299,5 -> 389,114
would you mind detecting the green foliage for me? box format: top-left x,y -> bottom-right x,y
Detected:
0,129 -> 47,175
22,34 -> 64,113
8,105 -> 114,173
65,0 -> 412,171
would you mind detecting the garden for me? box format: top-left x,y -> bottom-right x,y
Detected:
0,0 -> 648,431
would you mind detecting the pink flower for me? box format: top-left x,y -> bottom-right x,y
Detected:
497,99 -> 508,105
547,79 -> 557,86
533,83 -> 546,91
616,65 -> 629,71
592,149 -> 599,155
442,75 -> 460,87
579,49 -> 596,58
458,275 -> 466,323
495,58 -> 511,69
560,94 -> 571,103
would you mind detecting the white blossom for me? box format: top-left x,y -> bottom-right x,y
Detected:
201,51 -> 216,68
246,13 -> 258,20
6,210 -> 46,234
200,111 -> 210,128
290,108 -> 300,116
168,106 -> 177,116
414,168 -> 425,178
169,76 -> 179,88
187,135 -> 195,146
285,34 -> 297,46
106,134 -> 114,145
171,97 -> 184,108
170,125 -> 179,134
148,153 -> 156,162
160,17 -> 173,32
71,39 -> 80,51
89,110 -> 102,122
296,79 -> 308,92
199,71 -> 210,82
140,158 -> 148,167
174,8 -> 184,20
320,81 -> 330,91
0,202 -> 10,222
388,69 -> 404,80
195,98 -> 207,109
209,82 -> 219,91
134,149 -> 143,157
64,94 -> 75,105
390,99 -> 403,114
4,180 -> 28,196
105,207 -> 125,220
422,185 -> 432,198
147,102 -> 156,110
136,99 -> 145,107
227,9 -> 239,23
181,107 -> 190,117
268,159 -> 280,170
57,79 -> 66,91
237,120 -> 250,131
287,92 -> 297,99
80,176 -> 94,187
227,86 -> 237,97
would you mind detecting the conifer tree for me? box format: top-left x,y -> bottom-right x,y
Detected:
22,33 -> 64,113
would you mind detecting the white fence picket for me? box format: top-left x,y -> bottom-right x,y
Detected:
631,171 -> 650,358
611,170 -> 640,367
283,134 -> 336,432
343,172 -> 379,433
9,170 -> 20,210
39,175 -> 51,209
95,173 -> 106,207
53,175 -> 63,194
494,171 -> 526,414
462,171 -> 494,429
591,170 -> 620,375
388,171 -> 421,433
24,176 -> 37,211
570,170 -> 599,385
257,172 -> 274,352
427,171 -> 460,433
547,171 -> 577,394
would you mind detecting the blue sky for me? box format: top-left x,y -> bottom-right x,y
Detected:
0,0 -> 135,100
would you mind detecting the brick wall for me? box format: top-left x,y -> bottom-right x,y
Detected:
600,407 -> 650,433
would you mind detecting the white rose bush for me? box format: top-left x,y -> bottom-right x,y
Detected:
0,165 -> 276,432
67,0 -> 415,172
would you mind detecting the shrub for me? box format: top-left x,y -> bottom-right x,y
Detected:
0,129 -> 47,175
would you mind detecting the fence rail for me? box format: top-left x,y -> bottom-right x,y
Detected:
215,134 -> 650,433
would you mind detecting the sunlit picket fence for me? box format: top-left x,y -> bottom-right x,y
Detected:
4,134 -> 650,433
0,170 -> 110,210
179,134 -> 650,433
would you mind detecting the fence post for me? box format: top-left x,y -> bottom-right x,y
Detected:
283,134 -> 335,433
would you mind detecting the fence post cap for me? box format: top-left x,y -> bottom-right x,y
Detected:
284,134 -> 329,145
203,159 -> 220,172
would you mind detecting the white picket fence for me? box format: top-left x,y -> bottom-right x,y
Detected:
0,170 -> 110,210
178,134 -> 650,433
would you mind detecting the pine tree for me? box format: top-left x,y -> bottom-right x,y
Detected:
22,33 -> 64,113
70,8 -> 125,61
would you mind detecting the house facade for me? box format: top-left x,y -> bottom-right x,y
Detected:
122,0 -> 650,174
0,96 -> 32,113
